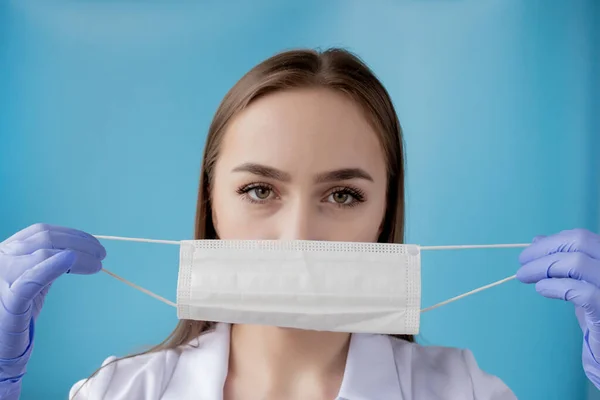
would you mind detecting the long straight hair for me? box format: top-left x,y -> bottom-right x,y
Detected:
73,47 -> 409,398
167,47 -> 410,346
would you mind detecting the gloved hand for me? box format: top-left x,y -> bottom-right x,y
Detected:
516,228 -> 600,389
0,224 -> 105,398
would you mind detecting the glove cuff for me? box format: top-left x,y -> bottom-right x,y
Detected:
0,378 -> 22,400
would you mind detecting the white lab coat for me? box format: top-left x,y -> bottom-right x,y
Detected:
69,323 -> 516,399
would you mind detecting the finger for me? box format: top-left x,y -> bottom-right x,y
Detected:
1,230 -> 106,260
1,223 -> 100,247
2,249 -> 103,286
535,279 -> 600,322
519,229 -> 600,264
516,252 -> 600,287
7,251 -> 77,314
28,249 -> 102,275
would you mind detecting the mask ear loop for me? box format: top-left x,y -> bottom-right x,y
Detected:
419,274 -> 517,313
93,235 -> 180,307
418,243 -> 529,312
100,268 -> 176,307
92,235 -> 530,313
93,235 -> 180,245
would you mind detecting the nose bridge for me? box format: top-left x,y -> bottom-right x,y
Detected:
279,197 -> 319,241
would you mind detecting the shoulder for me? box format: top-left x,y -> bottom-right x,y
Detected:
387,336 -> 517,400
69,347 -> 183,400
68,324 -> 231,400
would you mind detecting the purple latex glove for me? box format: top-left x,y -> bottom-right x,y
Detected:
0,224 -> 105,395
516,228 -> 600,389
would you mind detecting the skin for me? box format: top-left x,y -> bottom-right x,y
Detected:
211,87 -> 389,400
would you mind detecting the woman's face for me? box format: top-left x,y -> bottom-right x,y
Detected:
211,87 -> 388,242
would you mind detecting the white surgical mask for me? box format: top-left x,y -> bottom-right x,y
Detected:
96,234 -> 527,334
176,239 -> 421,334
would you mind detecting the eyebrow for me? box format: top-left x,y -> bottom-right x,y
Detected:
232,163 -> 292,181
314,168 -> 374,183
232,163 -> 373,183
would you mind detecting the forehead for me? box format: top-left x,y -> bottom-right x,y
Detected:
218,88 -> 386,175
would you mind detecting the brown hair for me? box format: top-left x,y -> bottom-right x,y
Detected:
73,47 -> 409,397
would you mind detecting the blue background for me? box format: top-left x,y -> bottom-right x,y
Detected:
0,1 -> 598,399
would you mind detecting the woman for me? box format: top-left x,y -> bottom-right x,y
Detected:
0,48 -> 599,399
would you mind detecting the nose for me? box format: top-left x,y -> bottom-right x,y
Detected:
278,200 -> 321,241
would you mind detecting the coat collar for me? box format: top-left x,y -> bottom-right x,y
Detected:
170,323 -> 402,400
338,331 -> 402,399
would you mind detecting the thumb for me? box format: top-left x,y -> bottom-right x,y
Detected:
536,278 -> 600,326
7,251 -> 77,314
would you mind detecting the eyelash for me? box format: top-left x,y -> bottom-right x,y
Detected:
324,186 -> 365,208
236,183 -> 278,204
236,183 -> 366,208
